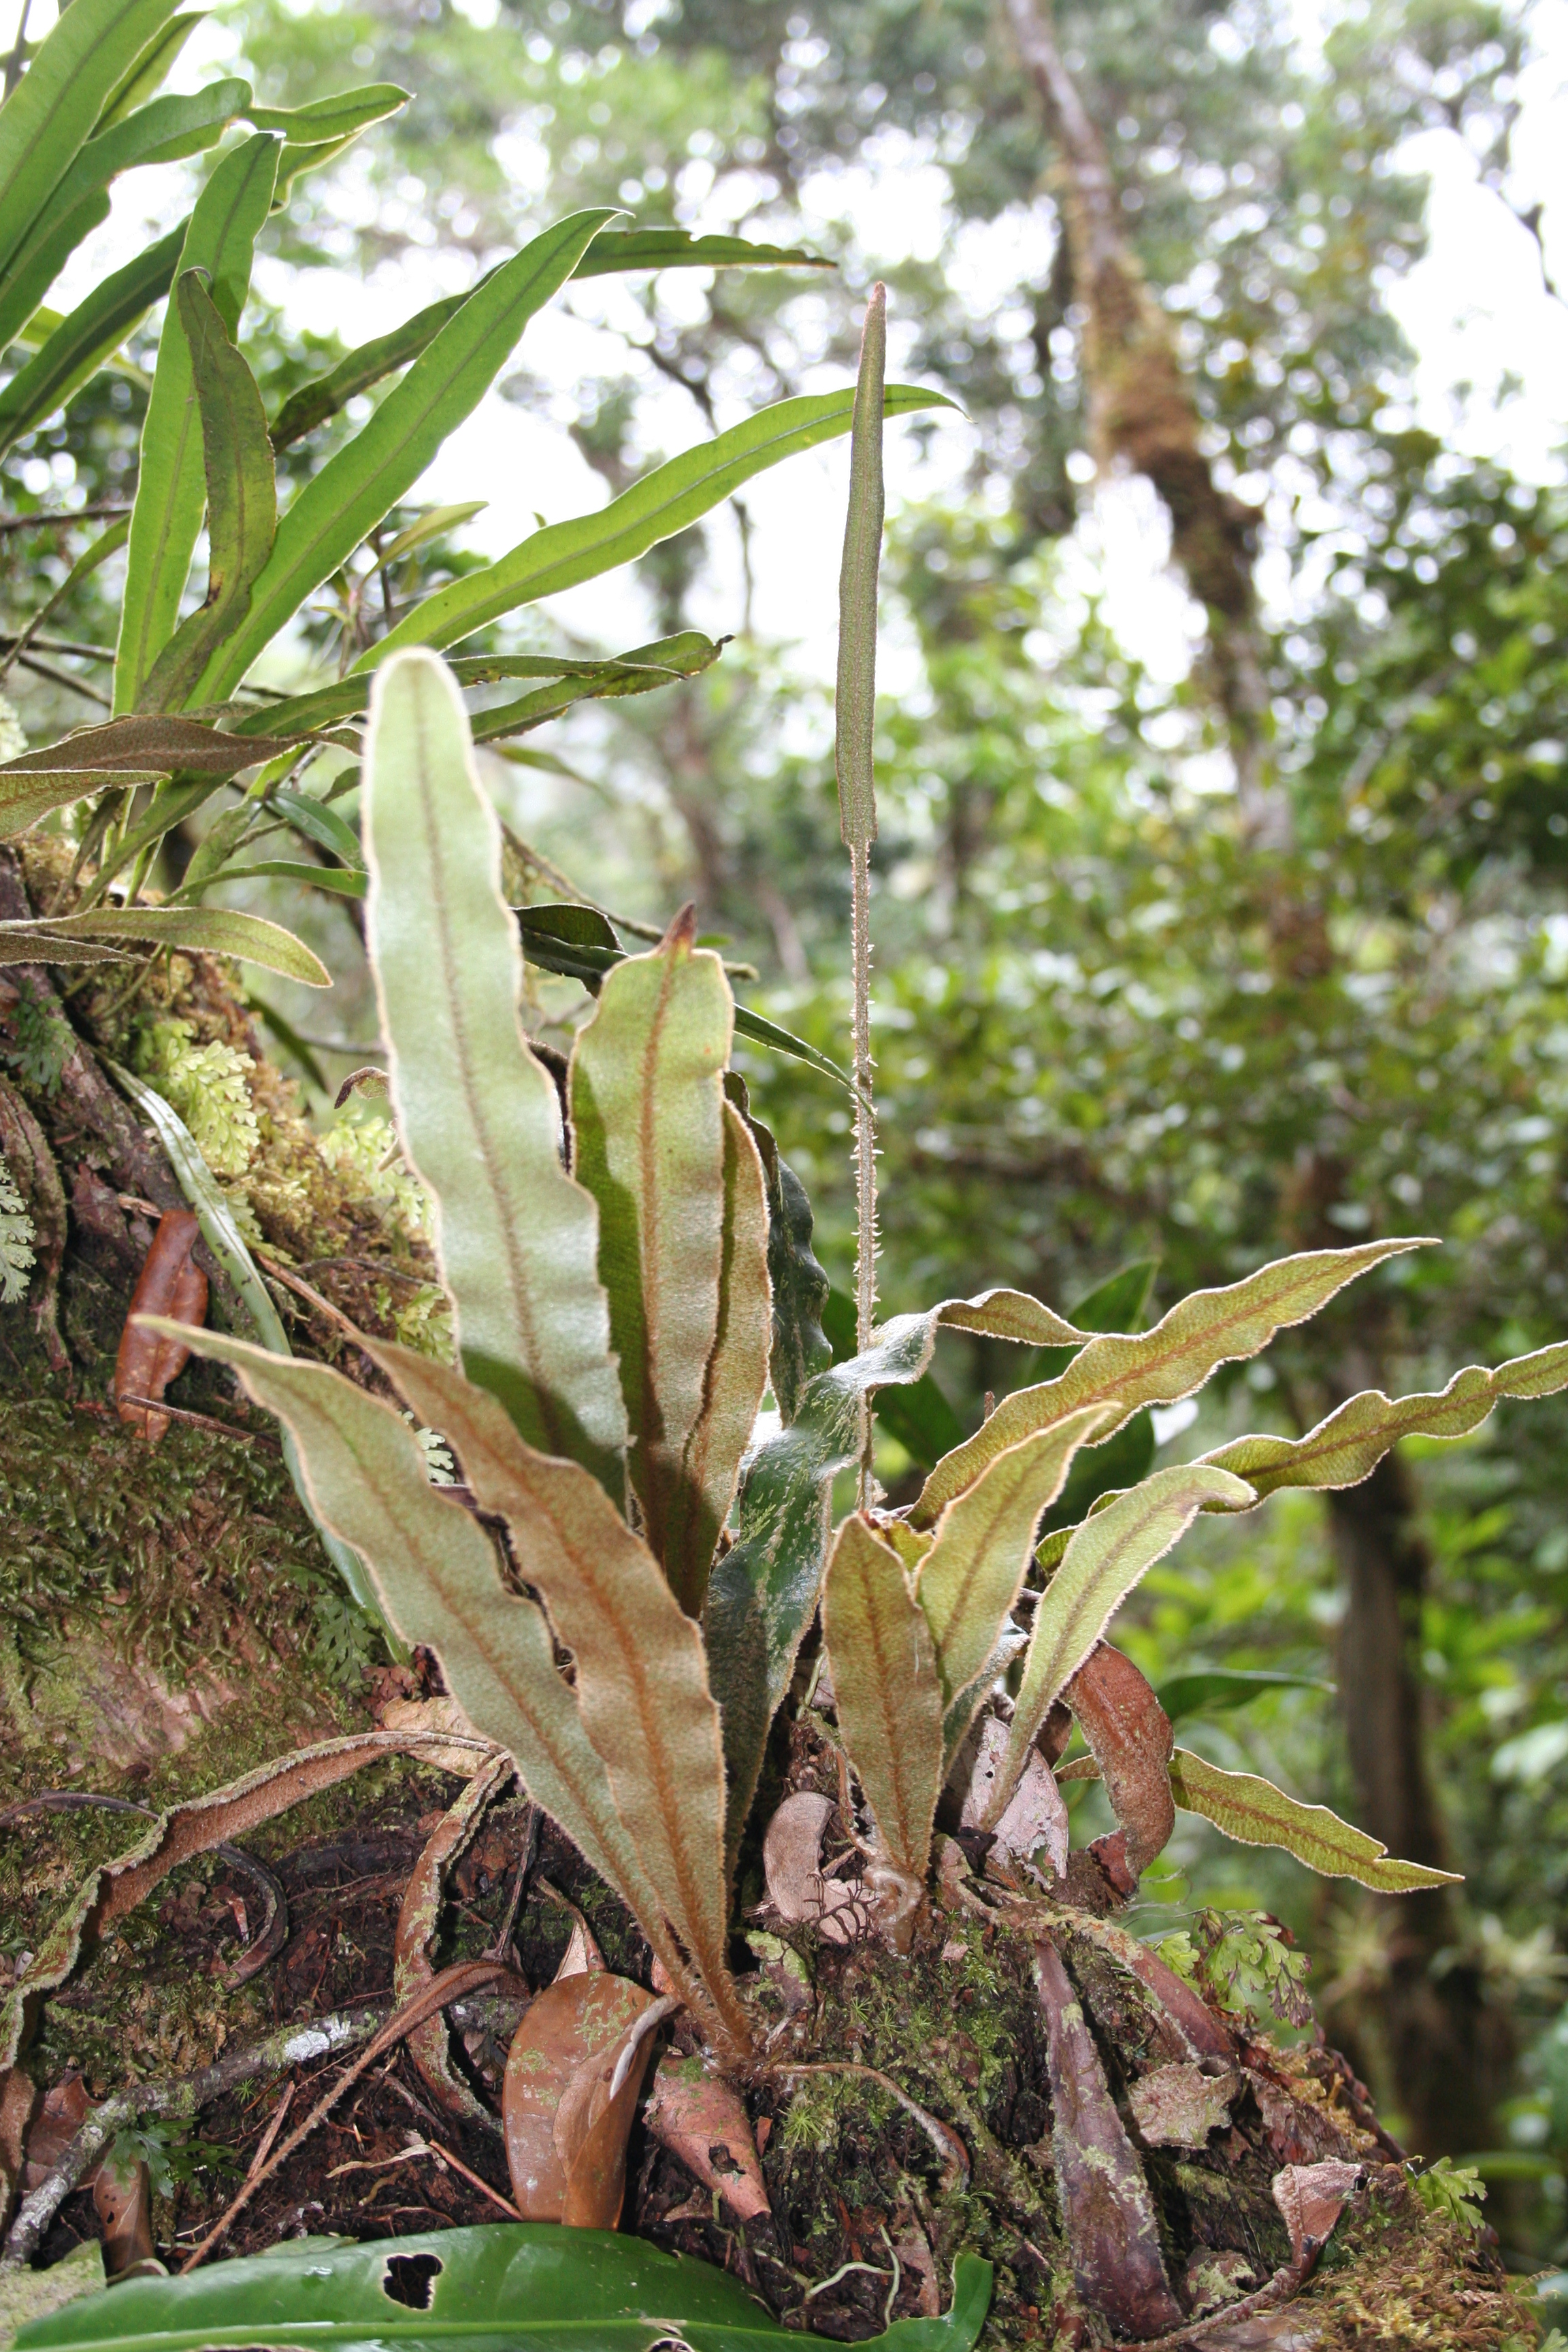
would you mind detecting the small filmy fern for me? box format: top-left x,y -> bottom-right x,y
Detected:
0,1152 -> 35,1305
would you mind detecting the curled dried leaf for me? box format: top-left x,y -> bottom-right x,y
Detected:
644,2053 -> 770,2221
1128,2061 -> 1237,2149
502,1970 -> 661,2226
333,1064 -> 389,1106
958,1718 -> 1067,1881
393,1752 -> 514,2130
1271,2159 -> 1364,2269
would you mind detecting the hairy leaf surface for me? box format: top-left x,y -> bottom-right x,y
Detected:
3,906 -> 327,983
356,1341 -> 738,2044
994,1465 -> 1254,1823
140,1325 -> 674,1953
1168,1749 -> 1462,1890
825,1515 -> 944,1886
913,1241 -> 1425,1526
570,918 -> 733,1596
362,651 -> 625,1484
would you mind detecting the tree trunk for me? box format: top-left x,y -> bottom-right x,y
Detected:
1327,1450 -> 1502,2157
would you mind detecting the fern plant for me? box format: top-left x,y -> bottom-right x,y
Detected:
149,639 -> 1568,2062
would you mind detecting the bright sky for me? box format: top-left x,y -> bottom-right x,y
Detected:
5,0 -> 1568,689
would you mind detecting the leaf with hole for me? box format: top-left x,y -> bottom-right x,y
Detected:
12,2225 -> 994,2352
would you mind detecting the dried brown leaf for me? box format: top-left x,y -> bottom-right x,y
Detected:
502,1972 -> 659,2225
1063,1642 -> 1175,1876
958,1718 -> 1068,1880
1128,2061 -> 1237,2149
762,1791 -> 862,1944
393,1752 -> 514,2129
644,2053 -> 770,2221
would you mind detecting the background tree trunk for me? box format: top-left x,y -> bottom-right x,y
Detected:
1328,1450 -> 1503,2157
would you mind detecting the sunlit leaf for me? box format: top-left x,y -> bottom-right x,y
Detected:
3,905 -> 328,984
114,133 -> 280,713
361,650 -> 626,1487
0,227 -> 181,455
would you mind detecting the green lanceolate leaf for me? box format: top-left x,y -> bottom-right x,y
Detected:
3,906 -> 328,983
569,915 -> 737,1598
114,133 -> 280,714
573,227 -> 832,278
97,10 -> 202,125
0,0 -> 180,295
0,714 -> 298,833
703,1288 -> 1062,1865
992,1465 -> 1256,1825
134,1325 -> 671,1950
361,650 -> 626,1486
109,1063 -> 384,1628
723,1078 -> 830,1428
1200,1342 -> 1568,1497
0,82 -> 249,353
916,1405 -> 1117,1712
834,280 -> 884,853
12,2225 -> 994,2352
472,636 -> 726,742
1040,1408 -> 1156,1540
825,1514 -> 944,1887
0,227 -> 182,455
195,209 -> 620,705
267,233 -> 826,452
911,1240 -> 1428,1529
269,787 -> 363,868
226,634 -> 721,739
1167,1749 -> 1461,1891
138,271 -> 276,713
352,1339 -> 742,2046
363,385 -> 960,666
242,84 -> 408,145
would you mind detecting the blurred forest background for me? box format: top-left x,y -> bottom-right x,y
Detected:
5,0 -> 1568,2264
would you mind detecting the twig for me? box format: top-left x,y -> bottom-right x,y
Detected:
0,502 -> 131,536
178,1957 -> 525,2270
329,2129 -> 519,2218
9,649 -> 112,706
114,1392 -> 278,1451
1,2008 -> 387,2268
243,2083 -> 295,2181
0,632 -> 118,662
802,2258 -> 893,2300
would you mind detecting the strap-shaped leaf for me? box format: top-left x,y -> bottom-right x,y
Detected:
723,1080 -> 830,1428
355,1339 -> 742,2048
917,1405 -> 1115,1712
195,209 -> 619,704
114,133 -> 280,713
570,914 -> 734,1597
97,10 -> 201,125
2,906 -> 327,983
472,639 -> 726,743
912,1239 -> 1426,1529
267,232 -> 826,453
825,1514 -> 944,1889
362,649 -> 625,1486
2,715 -> 299,777
1168,1748 -> 1461,1891
0,0 -> 179,295
0,227 -> 181,457
138,1322 -> 695,1973
574,227 -> 832,278
362,385 -> 960,666
992,1464 -> 1254,1825
138,271 -> 276,713
659,1100 -> 770,1617
1202,1343 -> 1568,1497
0,82 -> 247,353
703,1288 -> 1058,1865
242,84 -> 408,143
